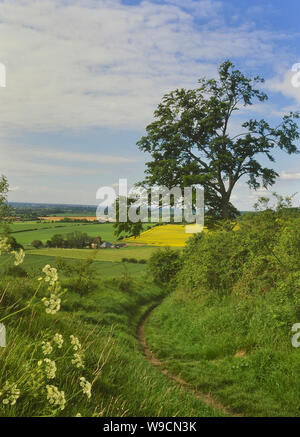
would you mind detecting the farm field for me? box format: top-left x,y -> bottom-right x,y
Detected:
27,246 -> 159,262
125,224 -> 206,247
10,222 -> 117,246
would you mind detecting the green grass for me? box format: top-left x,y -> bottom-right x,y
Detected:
27,247 -> 157,262
0,262 -> 221,417
9,222 -> 117,246
144,288 -> 300,417
0,253 -> 148,279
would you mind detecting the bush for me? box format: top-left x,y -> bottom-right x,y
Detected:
128,258 -> 138,263
138,259 -> 147,264
121,258 -> 128,263
117,272 -> 134,292
32,239 -> 43,248
148,247 -> 182,286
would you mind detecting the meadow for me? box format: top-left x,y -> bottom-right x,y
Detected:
2,208 -> 300,417
9,222 -> 117,247
143,210 -> 300,416
0,250 -> 220,417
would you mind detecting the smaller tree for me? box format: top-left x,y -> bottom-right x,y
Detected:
32,240 -> 43,249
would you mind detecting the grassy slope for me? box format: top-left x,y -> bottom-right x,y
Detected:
0,259 -> 221,417
145,284 -> 300,417
27,247 -> 158,262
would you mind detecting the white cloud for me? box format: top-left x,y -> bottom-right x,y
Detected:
0,0 -> 284,134
280,170 -> 300,180
266,65 -> 300,109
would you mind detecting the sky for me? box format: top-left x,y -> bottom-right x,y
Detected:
0,0 -> 300,210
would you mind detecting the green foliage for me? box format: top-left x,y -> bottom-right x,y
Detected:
113,196 -> 145,239
137,60 -> 299,219
147,247 -> 182,286
117,271 -> 134,292
32,239 -> 43,249
0,175 -> 11,228
5,235 -> 24,251
56,257 -> 96,296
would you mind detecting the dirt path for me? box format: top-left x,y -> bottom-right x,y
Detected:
138,305 -> 241,417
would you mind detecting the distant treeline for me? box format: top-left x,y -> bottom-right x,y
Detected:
33,231 -> 103,249
8,202 -> 97,220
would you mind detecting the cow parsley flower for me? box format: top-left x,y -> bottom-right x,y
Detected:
46,385 -> 66,411
72,352 -> 85,369
0,238 -> 10,255
53,333 -> 63,348
41,341 -> 53,355
79,377 -> 91,399
42,264 -> 58,286
70,335 -> 81,351
44,358 -> 57,379
12,248 -> 25,266
0,381 -> 20,406
42,294 -> 61,314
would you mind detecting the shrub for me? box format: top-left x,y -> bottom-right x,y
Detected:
138,259 -> 147,264
128,258 -> 138,263
121,258 -> 128,263
32,239 -> 43,248
148,247 -> 182,286
117,272 -> 134,292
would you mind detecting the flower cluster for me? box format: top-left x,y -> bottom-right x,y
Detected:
41,265 -> 58,286
12,249 -> 25,266
46,385 -> 66,411
79,377 -> 91,399
70,335 -> 85,368
53,333 -> 63,349
70,335 -> 81,351
42,293 -> 61,315
43,358 -> 57,379
41,341 -> 53,356
72,352 -> 85,369
0,381 -> 20,406
0,237 -> 10,255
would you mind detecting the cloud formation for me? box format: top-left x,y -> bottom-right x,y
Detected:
0,0 -> 285,134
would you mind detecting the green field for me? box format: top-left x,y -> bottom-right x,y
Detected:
10,222 -> 117,246
27,246 -> 158,262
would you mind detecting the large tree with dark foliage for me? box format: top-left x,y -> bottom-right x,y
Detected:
137,61 -> 300,219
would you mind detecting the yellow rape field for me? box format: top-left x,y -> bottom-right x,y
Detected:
125,224 -> 208,247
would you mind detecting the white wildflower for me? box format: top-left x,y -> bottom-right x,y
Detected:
42,294 -> 61,314
44,358 -> 57,379
0,381 -> 20,406
70,335 -> 81,351
72,352 -> 85,369
41,341 -> 53,355
46,385 -> 66,411
79,377 -> 91,399
12,248 -> 25,266
53,333 -> 63,349
75,413 -> 82,417
42,264 -> 58,286
0,238 -> 10,255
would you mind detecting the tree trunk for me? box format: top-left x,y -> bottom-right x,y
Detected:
221,198 -> 230,219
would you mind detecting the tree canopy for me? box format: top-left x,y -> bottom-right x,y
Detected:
137,60 -> 300,219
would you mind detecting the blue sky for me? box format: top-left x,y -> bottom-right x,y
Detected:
0,0 -> 299,210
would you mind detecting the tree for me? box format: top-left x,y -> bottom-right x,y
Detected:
137,61 -> 300,219
5,236 -> 23,251
0,175 -> 12,231
32,239 -> 43,249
